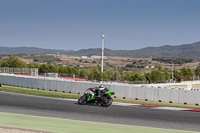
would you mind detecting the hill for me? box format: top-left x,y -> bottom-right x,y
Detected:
0,47 -> 73,55
71,41 -> 200,60
1,41 -> 200,60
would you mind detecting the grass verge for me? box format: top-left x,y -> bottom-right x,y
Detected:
0,112 -> 197,133
0,85 -> 81,99
1,85 -> 200,109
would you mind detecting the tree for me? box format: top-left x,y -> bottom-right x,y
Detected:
93,69 -> 101,81
88,71 -> 94,80
145,72 -> 152,83
67,67 -> 73,74
195,68 -> 200,76
79,70 -> 88,79
27,63 -> 39,68
115,70 -> 121,81
123,71 -> 131,81
164,71 -> 170,80
129,74 -> 135,81
7,57 -> 26,68
173,70 -> 183,82
39,64 -> 50,73
157,65 -> 163,72
0,60 -> 9,67
48,65 -> 58,73
71,67 -> 80,76
129,73 -> 146,81
103,71 -> 109,81
104,68 -> 115,81
58,66 -> 65,73
181,67 -> 195,79
153,57 -> 194,64
151,70 -> 163,83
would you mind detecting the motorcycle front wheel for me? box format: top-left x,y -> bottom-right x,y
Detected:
78,95 -> 87,105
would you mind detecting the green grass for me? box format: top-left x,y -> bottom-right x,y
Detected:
1,85 -> 200,109
0,112 -> 197,133
0,85 -> 81,99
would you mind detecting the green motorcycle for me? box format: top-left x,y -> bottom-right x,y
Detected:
78,88 -> 115,107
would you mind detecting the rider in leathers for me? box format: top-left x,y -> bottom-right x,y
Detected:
87,85 -> 108,99
94,85 -> 108,98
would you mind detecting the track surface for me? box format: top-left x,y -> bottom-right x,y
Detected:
0,92 -> 199,132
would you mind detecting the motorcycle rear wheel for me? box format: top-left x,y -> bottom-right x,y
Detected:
100,96 -> 113,107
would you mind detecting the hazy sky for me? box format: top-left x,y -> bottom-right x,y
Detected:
0,0 -> 200,51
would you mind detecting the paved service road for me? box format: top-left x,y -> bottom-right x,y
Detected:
0,92 -> 199,132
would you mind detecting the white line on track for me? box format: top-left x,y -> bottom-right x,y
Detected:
153,107 -> 191,111
112,102 -> 140,106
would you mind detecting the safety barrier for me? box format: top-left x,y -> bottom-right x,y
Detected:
0,73 -> 200,105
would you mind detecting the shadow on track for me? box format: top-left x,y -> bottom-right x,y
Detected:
74,102 -> 102,107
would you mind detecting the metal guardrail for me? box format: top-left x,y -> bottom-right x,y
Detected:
0,67 -> 38,76
0,73 -> 199,105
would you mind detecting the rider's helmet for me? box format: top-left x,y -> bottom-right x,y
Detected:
99,85 -> 105,90
90,88 -> 94,91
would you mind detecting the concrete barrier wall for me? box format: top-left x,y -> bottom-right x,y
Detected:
0,74 -> 200,105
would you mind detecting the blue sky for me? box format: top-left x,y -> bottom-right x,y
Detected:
0,0 -> 200,51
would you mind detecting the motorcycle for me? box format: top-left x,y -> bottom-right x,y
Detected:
78,88 -> 115,107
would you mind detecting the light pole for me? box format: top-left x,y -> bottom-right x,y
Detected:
101,34 -> 105,81
172,63 -> 174,82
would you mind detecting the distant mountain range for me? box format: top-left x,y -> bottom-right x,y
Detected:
1,41 -> 200,60
0,47 -> 74,55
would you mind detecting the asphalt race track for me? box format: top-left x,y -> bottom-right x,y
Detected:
0,92 -> 199,132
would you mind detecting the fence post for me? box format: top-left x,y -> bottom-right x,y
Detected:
129,85 -> 132,99
145,86 -> 147,100
135,87 -> 138,99
177,89 -> 180,104
169,89 -> 172,102
152,87 -> 155,101
70,81 -> 73,93
157,87 -> 159,101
